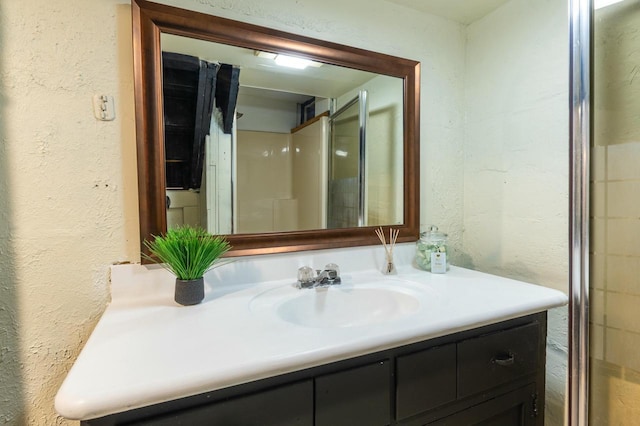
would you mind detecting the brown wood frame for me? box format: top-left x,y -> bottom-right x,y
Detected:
132,0 -> 420,259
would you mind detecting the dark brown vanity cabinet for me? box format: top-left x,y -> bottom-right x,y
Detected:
396,343 -> 458,420
83,313 -> 546,426
127,380 -> 314,426
316,360 -> 391,426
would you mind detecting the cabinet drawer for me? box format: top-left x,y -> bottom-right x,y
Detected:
457,322 -> 539,398
396,344 -> 456,420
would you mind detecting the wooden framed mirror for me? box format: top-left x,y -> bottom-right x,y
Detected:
132,0 -> 420,258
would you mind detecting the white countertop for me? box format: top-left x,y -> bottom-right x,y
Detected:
55,246 -> 567,420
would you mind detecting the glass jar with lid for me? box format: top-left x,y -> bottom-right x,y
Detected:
415,226 -> 448,273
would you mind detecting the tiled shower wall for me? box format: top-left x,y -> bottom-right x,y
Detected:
590,142 -> 640,424
590,2 -> 640,423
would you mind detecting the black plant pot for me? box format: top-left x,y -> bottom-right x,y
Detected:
174,277 -> 205,306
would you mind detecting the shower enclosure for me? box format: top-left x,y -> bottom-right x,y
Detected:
327,90 -> 369,228
591,0 -> 640,424
571,0 -> 640,424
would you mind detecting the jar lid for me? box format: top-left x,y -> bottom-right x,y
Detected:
420,225 -> 447,239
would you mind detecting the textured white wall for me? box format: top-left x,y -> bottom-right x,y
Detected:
463,0 -> 568,287
0,0 -> 466,423
462,0 -> 569,424
0,0 -> 139,423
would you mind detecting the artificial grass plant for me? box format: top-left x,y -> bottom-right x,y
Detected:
143,225 -> 231,280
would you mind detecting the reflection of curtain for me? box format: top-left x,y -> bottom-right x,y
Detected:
191,60 -> 218,189
162,52 -> 240,190
215,64 -> 240,134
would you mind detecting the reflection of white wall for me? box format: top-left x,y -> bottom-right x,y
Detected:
236,91 -> 298,133
462,0 -> 568,424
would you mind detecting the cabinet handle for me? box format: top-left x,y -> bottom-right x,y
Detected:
492,352 -> 515,366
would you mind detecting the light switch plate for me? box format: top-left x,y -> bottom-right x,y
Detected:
93,94 -> 116,121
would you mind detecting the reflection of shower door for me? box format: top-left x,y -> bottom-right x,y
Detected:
328,90 -> 368,229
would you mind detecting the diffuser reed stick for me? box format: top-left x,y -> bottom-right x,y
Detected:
375,227 -> 399,275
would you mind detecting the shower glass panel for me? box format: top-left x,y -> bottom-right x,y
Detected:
328,91 -> 368,228
590,1 -> 640,423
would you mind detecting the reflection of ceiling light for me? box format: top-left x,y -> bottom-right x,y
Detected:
255,51 -> 277,60
275,54 -> 313,69
254,51 -> 322,70
335,150 -> 348,157
595,0 -> 624,9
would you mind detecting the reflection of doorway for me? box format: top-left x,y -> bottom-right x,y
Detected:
328,90 -> 368,228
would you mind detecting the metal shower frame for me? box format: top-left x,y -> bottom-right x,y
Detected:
568,0 -> 592,424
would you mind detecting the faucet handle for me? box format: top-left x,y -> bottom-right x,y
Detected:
324,263 -> 341,283
297,266 -> 315,288
297,264 -> 341,289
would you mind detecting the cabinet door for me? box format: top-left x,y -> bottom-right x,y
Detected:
129,380 -> 313,426
396,343 -> 456,420
315,360 -> 391,426
427,384 -> 537,426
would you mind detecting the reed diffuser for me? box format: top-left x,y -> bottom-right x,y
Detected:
375,226 -> 399,275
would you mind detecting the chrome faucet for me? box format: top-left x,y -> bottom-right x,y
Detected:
297,263 -> 341,289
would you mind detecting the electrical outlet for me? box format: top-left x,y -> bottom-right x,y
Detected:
92,94 -> 116,121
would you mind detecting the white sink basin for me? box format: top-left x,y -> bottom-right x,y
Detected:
250,281 -> 422,328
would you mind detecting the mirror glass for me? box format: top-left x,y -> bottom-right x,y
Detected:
161,34 -> 404,235
132,0 -> 419,257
